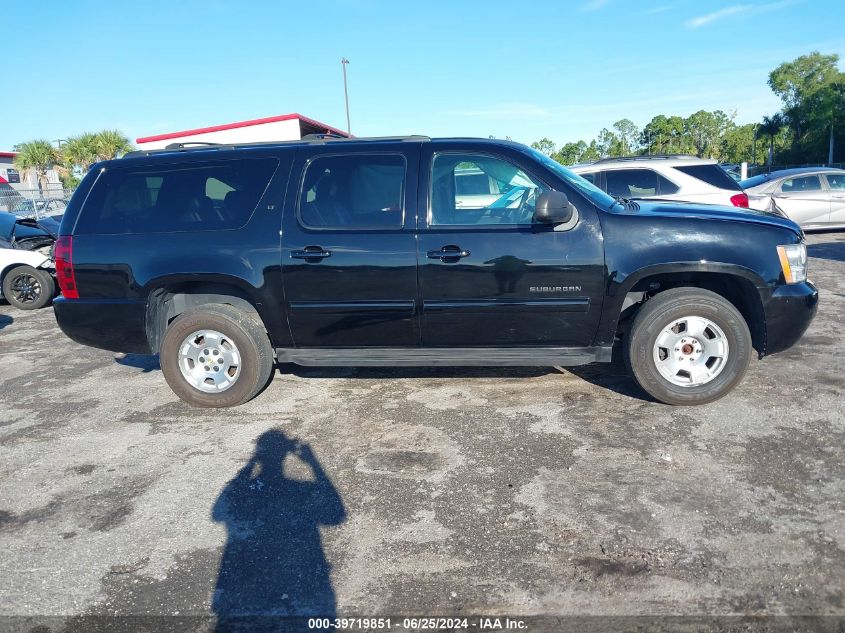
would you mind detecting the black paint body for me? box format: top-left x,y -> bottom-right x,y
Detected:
53,138 -> 817,361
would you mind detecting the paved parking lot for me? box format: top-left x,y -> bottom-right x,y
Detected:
0,233 -> 843,630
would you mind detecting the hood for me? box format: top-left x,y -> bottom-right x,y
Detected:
15,215 -> 60,238
623,199 -> 801,235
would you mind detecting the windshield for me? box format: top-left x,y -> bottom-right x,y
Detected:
521,147 -> 620,209
739,174 -> 773,189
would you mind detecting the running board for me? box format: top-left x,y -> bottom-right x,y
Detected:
275,347 -> 612,367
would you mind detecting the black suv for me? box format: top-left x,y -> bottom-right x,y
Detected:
52,136 -> 818,407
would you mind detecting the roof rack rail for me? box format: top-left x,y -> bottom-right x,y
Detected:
592,154 -> 699,164
163,141 -> 222,150
301,133 -> 347,140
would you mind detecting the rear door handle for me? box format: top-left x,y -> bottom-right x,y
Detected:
291,245 -> 332,260
427,245 -> 471,261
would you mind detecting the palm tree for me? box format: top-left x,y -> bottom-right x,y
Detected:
63,133 -> 99,173
14,140 -> 60,193
93,130 -> 133,162
758,114 -> 785,168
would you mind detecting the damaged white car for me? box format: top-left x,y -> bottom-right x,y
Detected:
0,211 -> 59,310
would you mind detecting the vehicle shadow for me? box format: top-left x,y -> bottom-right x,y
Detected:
115,354 -> 160,372
808,240 -> 845,263
212,429 -> 345,631
0,313 -> 12,331
565,343 -> 653,402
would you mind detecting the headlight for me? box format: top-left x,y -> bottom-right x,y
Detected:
776,243 -> 807,284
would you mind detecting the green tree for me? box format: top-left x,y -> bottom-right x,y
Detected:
530,137 -> 557,156
553,140 -> 588,165
612,118 -> 639,155
63,133 -> 99,173
93,129 -> 133,162
758,114 -> 786,166
14,140 -> 60,193
768,51 -> 845,163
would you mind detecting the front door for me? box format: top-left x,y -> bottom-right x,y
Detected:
417,147 -> 605,347
281,145 -> 420,347
773,174 -> 831,227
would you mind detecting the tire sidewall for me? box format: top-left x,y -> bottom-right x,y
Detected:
2,266 -> 54,310
627,292 -> 751,405
160,307 -> 271,408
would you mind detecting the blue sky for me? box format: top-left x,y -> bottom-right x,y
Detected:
4,0 -> 844,150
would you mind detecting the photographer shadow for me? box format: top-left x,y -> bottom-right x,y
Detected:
212,430 -> 345,630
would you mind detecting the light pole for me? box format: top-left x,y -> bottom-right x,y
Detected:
341,58 -> 351,136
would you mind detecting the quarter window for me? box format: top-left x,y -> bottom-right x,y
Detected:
75,159 -> 278,234
780,175 -> 822,193
431,153 -> 546,226
298,154 -> 405,229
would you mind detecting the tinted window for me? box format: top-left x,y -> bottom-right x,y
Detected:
825,174 -> 845,190
579,171 -> 597,184
605,169 -> 658,198
431,153 -> 547,226
740,174 -> 773,189
657,174 -> 679,194
75,159 -> 277,234
780,175 -> 822,193
674,164 -> 742,191
299,154 -> 405,229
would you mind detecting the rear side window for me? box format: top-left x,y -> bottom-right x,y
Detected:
578,171 -> 597,184
298,154 -> 405,229
826,174 -> 845,190
674,164 -> 742,191
75,158 -> 278,234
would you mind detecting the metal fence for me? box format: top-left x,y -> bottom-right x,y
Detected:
0,187 -> 74,219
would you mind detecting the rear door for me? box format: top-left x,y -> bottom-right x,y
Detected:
281,144 -> 420,347
772,174 -> 831,227
416,145 -> 605,347
823,173 -> 845,225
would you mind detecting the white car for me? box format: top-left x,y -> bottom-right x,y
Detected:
571,155 -> 749,208
741,167 -> 845,230
0,212 -> 57,310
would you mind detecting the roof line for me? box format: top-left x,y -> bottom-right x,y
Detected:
0,152 -> 18,158
136,113 -> 349,144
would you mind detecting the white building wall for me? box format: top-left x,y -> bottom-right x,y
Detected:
137,119 -> 303,150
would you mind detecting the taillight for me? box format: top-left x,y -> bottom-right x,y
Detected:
730,193 -> 749,208
54,236 -> 79,299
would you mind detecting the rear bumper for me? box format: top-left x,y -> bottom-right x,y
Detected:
53,297 -> 151,354
763,281 -> 818,355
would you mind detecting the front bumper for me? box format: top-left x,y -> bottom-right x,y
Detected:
762,281 -> 818,355
53,297 -> 152,354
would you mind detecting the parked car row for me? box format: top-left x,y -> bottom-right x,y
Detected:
569,155 -> 845,230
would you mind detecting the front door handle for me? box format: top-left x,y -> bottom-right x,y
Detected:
291,245 -> 332,260
427,245 -> 471,261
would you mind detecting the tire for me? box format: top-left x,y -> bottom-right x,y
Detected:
2,265 -> 55,310
160,304 -> 274,408
624,288 -> 752,406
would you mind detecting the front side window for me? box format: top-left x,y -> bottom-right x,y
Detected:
431,153 -> 546,226
298,154 -> 405,229
825,174 -> 845,190
75,158 -> 278,234
780,175 -> 822,193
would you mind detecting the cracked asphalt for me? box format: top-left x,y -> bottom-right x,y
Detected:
0,232 -> 843,631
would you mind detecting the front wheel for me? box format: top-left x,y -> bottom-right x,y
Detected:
160,304 -> 274,408
624,288 -> 752,405
2,265 -> 55,310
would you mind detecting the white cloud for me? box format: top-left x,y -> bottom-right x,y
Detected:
685,0 -> 795,28
581,0 -> 610,12
685,4 -> 752,28
645,4 -> 676,15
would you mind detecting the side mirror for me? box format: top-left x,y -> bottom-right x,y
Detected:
534,191 -> 574,224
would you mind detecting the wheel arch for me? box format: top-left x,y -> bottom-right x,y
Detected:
609,263 -> 767,356
145,281 -> 268,354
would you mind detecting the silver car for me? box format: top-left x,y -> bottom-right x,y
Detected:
741,167 -> 845,230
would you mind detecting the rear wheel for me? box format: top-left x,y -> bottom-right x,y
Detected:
2,265 -> 54,310
624,288 -> 752,405
160,304 -> 274,408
